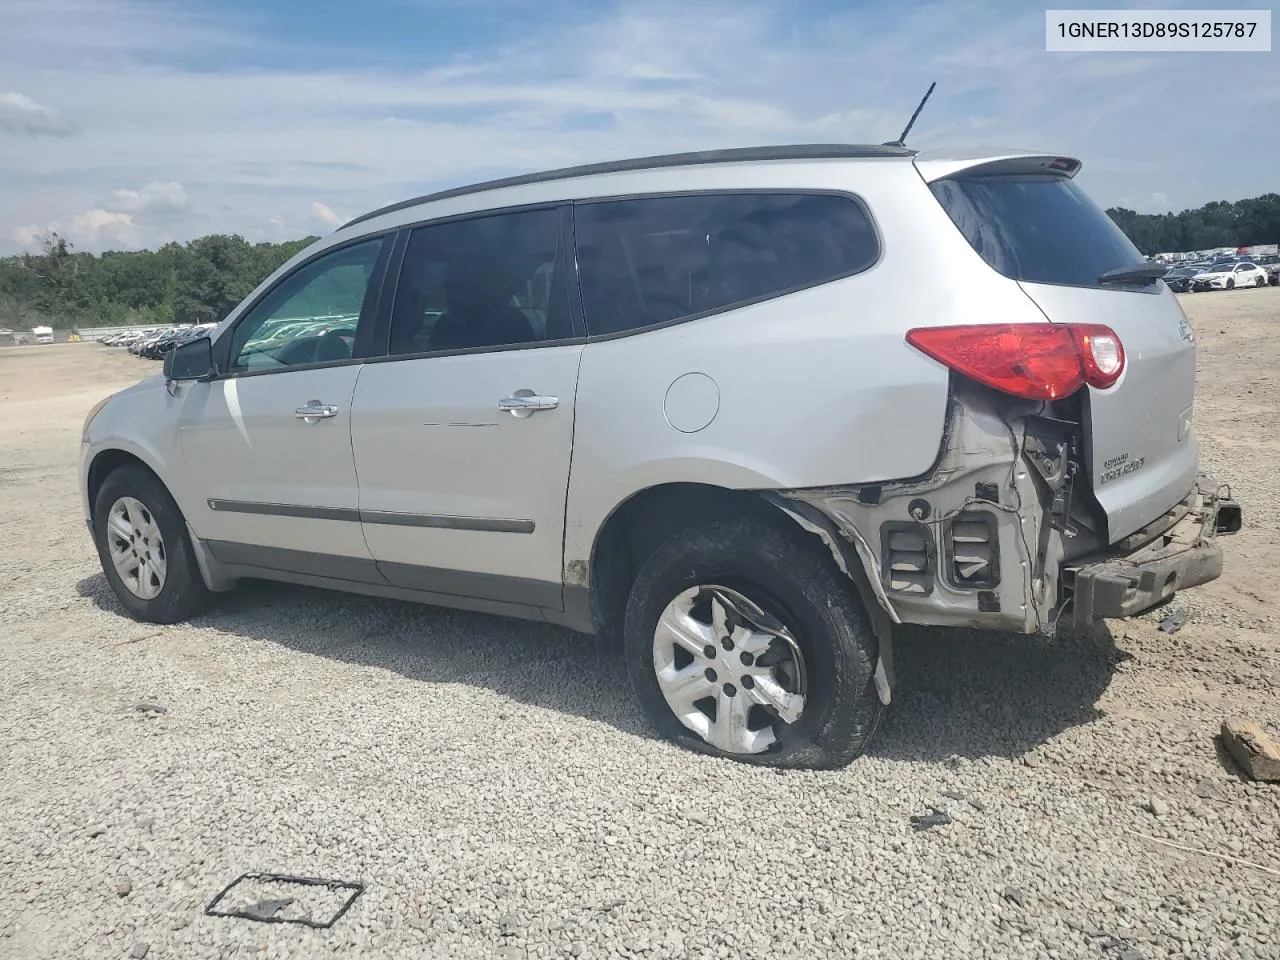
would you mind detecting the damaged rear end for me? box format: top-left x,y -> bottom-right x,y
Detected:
781,149 -> 1240,635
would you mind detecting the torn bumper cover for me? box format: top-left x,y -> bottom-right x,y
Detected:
1065,477 -> 1241,629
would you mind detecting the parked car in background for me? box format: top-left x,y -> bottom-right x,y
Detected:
32,325 -> 54,344
1191,261 -> 1269,291
1255,253 -> 1280,286
137,325 -> 198,360
130,327 -> 185,355
80,143 -> 1241,768
140,324 -> 217,360
1162,265 -> 1200,293
115,329 -> 158,346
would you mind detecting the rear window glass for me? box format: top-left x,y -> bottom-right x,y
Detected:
574,192 -> 879,336
929,175 -> 1145,288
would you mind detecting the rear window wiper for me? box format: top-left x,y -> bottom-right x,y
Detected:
1097,263 -> 1168,286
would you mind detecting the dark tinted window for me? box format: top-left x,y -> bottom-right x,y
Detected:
574,193 -> 878,335
388,207 -> 571,355
929,175 -> 1145,288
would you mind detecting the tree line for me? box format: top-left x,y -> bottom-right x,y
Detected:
1105,193 -> 1280,256
0,232 -> 317,331
2,191 -> 1278,330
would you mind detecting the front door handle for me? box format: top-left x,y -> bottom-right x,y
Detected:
295,401 -> 339,422
497,392 -> 559,418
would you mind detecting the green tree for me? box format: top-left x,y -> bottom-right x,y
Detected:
0,231 -> 322,329
1107,193 -> 1280,254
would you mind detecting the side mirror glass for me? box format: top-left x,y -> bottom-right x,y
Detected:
164,336 -> 214,382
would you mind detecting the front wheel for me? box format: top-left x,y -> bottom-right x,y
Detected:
1256,276 -> 1266,288
1226,278 -> 1235,290
623,519 -> 884,769
93,466 -> 212,623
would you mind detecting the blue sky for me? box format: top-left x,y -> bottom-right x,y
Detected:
0,0 -> 1275,254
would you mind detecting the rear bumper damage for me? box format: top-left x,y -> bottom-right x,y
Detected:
1065,479 -> 1240,629
775,384 -> 1240,636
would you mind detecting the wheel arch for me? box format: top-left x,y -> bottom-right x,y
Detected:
86,447 -> 169,522
583,482 -> 893,690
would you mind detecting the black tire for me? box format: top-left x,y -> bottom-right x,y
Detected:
1226,278 -> 1235,290
93,465 -> 212,624
1256,276 -> 1266,288
623,518 -> 884,769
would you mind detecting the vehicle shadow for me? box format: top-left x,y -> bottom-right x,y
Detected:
871,622 -> 1127,762
76,574 -> 1125,763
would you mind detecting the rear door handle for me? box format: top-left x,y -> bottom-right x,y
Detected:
497,393 -> 559,418
295,401 -> 339,422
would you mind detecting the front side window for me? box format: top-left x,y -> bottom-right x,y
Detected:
387,207 -> 571,356
228,238 -> 385,373
573,192 -> 880,336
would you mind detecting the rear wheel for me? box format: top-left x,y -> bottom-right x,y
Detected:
93,466 -> 212,623
623,518 -> 883,769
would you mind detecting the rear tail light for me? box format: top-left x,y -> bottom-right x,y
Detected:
905,323 -> 1125,400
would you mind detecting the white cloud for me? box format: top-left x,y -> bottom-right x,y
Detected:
69,209 -> 137,245
12,222 -> 59,248
310,202 -> 342,228
0,91 -> 76,137
105,181 -> 189,216
0,0 -> 1273,253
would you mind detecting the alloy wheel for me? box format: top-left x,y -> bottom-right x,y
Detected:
106,496 -> 167,600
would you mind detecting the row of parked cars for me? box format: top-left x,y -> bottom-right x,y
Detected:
97,324 -> 218,359
1161,254 -> 1279,293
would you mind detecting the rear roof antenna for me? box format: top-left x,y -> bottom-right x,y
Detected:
884,81 -> 936,148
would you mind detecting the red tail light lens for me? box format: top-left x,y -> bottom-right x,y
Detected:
905,323 -> 1125,400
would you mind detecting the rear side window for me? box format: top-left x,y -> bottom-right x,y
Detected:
930,175 -> 1145,289
573,192 -> 879,336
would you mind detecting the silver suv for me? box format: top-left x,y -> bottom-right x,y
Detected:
81,144 -> 1241,768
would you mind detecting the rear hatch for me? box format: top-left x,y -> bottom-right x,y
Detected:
919,154 -> 1198,542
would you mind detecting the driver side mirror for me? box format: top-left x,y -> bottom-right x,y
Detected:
164,335 -> 214,382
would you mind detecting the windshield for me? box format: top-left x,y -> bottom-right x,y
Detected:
929,174 -> 1145,288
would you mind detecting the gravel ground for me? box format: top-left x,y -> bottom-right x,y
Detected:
1,291 -> 1278,960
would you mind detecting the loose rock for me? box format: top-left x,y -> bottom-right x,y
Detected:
1000,885 -> 1026,908
1221,719 -> 1280,781
499,912 -> 523,937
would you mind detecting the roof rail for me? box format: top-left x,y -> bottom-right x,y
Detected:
340,142 -> 916,230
